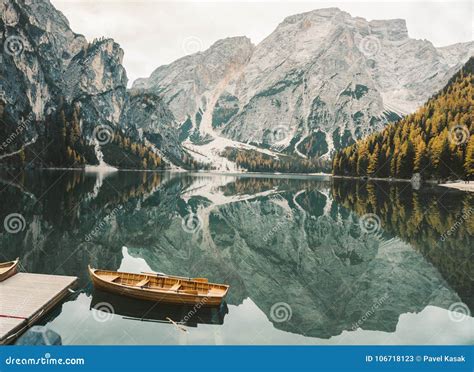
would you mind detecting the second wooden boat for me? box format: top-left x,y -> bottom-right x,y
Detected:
0,258 -> 19,282
88,266 -> 229,306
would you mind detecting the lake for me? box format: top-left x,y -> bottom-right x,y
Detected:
0,170 -> 472,345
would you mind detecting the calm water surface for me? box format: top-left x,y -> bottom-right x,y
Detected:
0,170 -> 472,345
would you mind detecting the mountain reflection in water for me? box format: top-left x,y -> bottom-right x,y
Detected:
0,170 -> 472,344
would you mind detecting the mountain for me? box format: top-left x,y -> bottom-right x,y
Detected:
333,57 -> 474,180
0,0 -> 185,169
133,8 -> 473,170
1,2 -> 472,172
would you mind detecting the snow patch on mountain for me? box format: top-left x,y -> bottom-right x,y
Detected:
134,7 -> 473,168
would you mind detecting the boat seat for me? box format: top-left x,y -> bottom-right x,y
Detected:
105,275 -> 120,282
135,278 -> 150,288
169,282 -> 182,291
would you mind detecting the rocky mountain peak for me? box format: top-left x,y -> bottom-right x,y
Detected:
368,19 -> 408,41
281,7 -> 348,24
133,6 -> 472,168
132,35 -> 254,125
208,36 -> 253,52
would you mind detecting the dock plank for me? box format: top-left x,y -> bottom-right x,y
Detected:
0,273 -> 77,344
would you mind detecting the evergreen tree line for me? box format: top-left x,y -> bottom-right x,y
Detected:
221,147 -> 332,173
333,58 -> 474,180
0,99 -> 166,170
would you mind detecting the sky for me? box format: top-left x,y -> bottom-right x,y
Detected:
51,0 -> 473,85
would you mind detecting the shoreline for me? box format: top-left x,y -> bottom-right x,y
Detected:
333,175 -> 473,192
0,166 -> 333,178
331,175 -> 438,184
1,166 -> 472,191
439,182 -> 474,192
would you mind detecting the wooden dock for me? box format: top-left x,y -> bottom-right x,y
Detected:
0,273 -> 77,344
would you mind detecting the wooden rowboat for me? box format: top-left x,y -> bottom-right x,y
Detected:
88,266 -> 229,306
0,258 -> 19,282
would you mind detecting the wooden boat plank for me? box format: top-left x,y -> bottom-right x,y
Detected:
169,282 -> 181,291
135,278 -> 150,287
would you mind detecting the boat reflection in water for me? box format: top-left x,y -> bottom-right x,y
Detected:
90,290 -> 229,328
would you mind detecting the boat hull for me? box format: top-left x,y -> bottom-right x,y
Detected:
89,267 -> 228,307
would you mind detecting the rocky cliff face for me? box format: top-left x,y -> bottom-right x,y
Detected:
133,37 -> 254,126
135,8 -> 473,160
0,0 -> 184,166
123,91 -> 185,164
0,1 -> 121,142
1,3 -> 472,170
63,38 -> 129,134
